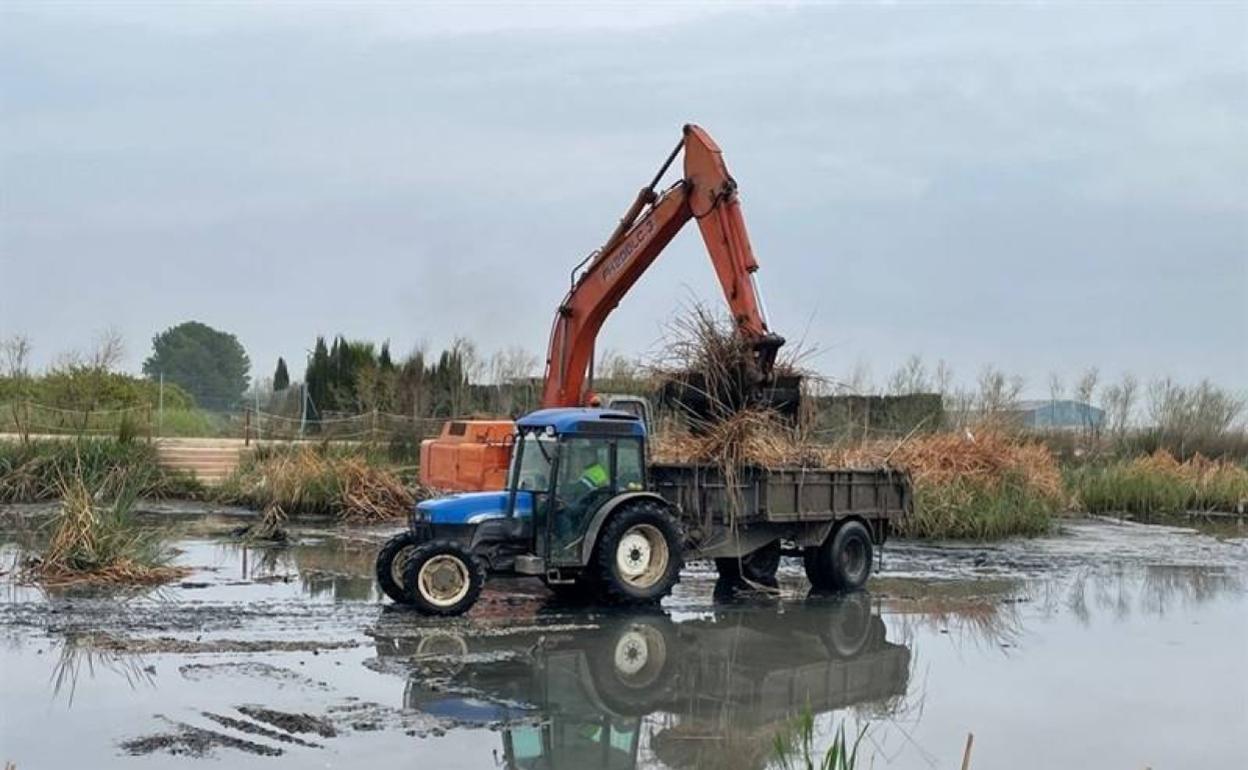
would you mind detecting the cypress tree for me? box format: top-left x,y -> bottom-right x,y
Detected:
273,357 -> 290,391
305,337 -> 330,419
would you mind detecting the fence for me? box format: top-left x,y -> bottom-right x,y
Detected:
0,399 -> 469,449
1,400 -> 155,441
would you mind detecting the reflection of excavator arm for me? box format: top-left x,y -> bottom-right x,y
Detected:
542,124 -> 785,408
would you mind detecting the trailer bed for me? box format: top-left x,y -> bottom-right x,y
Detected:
649,462 -> 911,526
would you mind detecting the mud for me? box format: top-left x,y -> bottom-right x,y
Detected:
121,718 -> 285,758
83,632 -> 361,655
236,706 -> 337,738
200,712 -> 323,748
1,511 -> 1245,769
178,662 -> 331,690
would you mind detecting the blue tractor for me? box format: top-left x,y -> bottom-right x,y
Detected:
376,408 -> 684,615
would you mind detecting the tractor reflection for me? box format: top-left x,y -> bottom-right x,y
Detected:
374,592 -> 911,770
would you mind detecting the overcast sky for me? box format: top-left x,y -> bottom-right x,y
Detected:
2,1 -> 1245,395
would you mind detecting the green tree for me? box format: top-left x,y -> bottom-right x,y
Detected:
142,321 -> 250,410
305,336 -> 331,419
273,357 -> 290,391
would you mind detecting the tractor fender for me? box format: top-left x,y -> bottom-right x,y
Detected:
578,491 -> 675,566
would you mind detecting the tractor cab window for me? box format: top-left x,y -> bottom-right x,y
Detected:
617,437 -> 644,491
550,437 -> 613,557
511,430 -> 556,492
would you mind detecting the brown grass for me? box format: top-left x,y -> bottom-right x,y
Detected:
217,445 -> 427,521
1071,449 -> 1248,514
24,468 -> 188,587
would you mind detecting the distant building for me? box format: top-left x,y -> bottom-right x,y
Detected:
1012,399 -> 1104,430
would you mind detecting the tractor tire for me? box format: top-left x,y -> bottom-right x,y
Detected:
375,531 -> 425,605
401,540 -> 485,616
804,520 -> 873,592
715,540 -> 781,589
587,613 -> 679,716
593,501 -> 683,606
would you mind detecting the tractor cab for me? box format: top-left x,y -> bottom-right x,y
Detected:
508,408 -> 648,571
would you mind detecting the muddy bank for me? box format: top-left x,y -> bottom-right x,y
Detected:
84,632 -> 361,655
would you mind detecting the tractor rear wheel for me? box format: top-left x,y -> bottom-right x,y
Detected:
593,501 -> 682,606
401,540 -> 485,616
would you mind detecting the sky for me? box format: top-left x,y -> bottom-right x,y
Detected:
2,1 -> 1245,396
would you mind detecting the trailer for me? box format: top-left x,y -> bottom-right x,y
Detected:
375,408 -> 912,615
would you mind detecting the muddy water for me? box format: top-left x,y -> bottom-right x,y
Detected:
1,509 -> 1245,769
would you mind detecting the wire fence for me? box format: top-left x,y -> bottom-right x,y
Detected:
0,400 -> 482,447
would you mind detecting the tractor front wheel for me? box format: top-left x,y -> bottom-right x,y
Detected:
375,531 -> 425,605
401,540 -> 485,616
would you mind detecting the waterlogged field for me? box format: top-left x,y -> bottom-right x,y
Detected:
0,506 -> 1245,769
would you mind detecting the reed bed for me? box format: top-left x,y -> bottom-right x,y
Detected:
216,444 -> 428,521
1070,450 -> 1248,515
23,467 -> 187,586
0,438 -> 200,504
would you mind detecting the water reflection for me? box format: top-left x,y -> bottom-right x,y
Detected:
50,633 -> 156,706
217,535 -> 381,601
1034,563 -> 1245,627
372,595 -> 911,770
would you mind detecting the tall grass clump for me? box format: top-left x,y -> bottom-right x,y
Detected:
773,708 -> 868,770
0,438 -> 200,503
216,444 -> 424,521
23,466 -> 188,586
1071,451 -> 1248,515
854,432 -> 1065,539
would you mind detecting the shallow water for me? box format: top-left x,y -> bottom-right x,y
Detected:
1,511 -> 1245,769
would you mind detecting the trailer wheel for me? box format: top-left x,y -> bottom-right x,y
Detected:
804,520 -> 873,591
593,501 -> 682,605
822,591 -> 874,658
401,540 -> 485,616
714,540 -> 781,588
375,531 -> 424,604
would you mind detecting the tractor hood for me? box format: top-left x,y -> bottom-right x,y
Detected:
416,490 -> 534,525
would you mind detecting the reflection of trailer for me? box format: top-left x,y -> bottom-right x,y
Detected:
374,597 -> 911,770
376,409 -> 912,615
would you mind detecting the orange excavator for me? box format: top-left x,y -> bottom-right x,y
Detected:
421,124 -> 789,491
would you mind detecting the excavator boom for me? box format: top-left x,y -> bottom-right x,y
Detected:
542,124 -> 783,408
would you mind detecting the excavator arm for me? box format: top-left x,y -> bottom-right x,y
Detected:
542,124 -> 785,408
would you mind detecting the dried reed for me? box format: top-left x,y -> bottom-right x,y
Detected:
217,445 -> 426,521
24,466 -> 187,586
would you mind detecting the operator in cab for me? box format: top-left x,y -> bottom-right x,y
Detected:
554,440 -> 612,544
